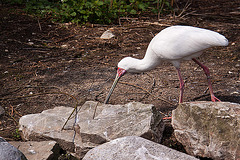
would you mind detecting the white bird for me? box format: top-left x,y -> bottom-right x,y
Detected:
104,26 -> 228,104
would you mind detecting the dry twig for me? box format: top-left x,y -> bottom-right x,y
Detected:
5,111 -> 19,125
37,19 -> 42,31
92,102 -> 99,120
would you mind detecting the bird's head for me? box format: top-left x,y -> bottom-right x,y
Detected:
118,57 -> 142,73
104,56 -> 144,104
116,67 -> 127,78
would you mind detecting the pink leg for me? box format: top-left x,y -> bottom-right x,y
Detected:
176,68 -> 184,103
192,58 -> 221,102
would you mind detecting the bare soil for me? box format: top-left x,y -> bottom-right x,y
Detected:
0,0 -> 239,157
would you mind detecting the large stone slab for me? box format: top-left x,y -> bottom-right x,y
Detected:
9,141 -> 60,160
19,106 -> 82,154
78,101 -> 164,143
172,101 -> 240,160
83,136 -> 199,160
19,101 -> 164,158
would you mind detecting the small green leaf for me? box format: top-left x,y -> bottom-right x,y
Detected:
70,12 -> 76,16
130,9 -> 137,14
138,3 -> 146,10
97,1 -> 104,6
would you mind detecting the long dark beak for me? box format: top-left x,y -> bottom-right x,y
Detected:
104,68 -> 126,104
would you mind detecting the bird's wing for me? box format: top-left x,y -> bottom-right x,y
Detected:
150,26 -> 228,60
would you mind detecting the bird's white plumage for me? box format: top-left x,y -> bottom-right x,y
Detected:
118,26 -> 228,71
150,26 -> 228,60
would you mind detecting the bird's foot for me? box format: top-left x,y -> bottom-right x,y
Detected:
211,95 -> 221,102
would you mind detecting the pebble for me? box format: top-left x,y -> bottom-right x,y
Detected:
61,44 -> 68,48
100,30 -> 115,39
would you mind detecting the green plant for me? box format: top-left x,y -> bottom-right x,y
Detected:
12,129 -> 21,140
5,0 -> 173,24
51,0 -> 150,24
3,0 -> 25,5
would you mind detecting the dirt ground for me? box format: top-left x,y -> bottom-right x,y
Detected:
0,0 -> 239,155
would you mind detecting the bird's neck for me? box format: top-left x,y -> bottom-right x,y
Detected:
130,51 -> 161,73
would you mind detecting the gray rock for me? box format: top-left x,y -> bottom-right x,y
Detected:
19,101 -> 164,158
172,101 -> 240,160
83,136 -> 199,160
9,141 -> 60,160
0,137 -> 27,160
19,106 -> 82,155
78,101 -> 164,143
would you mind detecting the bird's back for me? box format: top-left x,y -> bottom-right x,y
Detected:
149,26 -> 228,61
